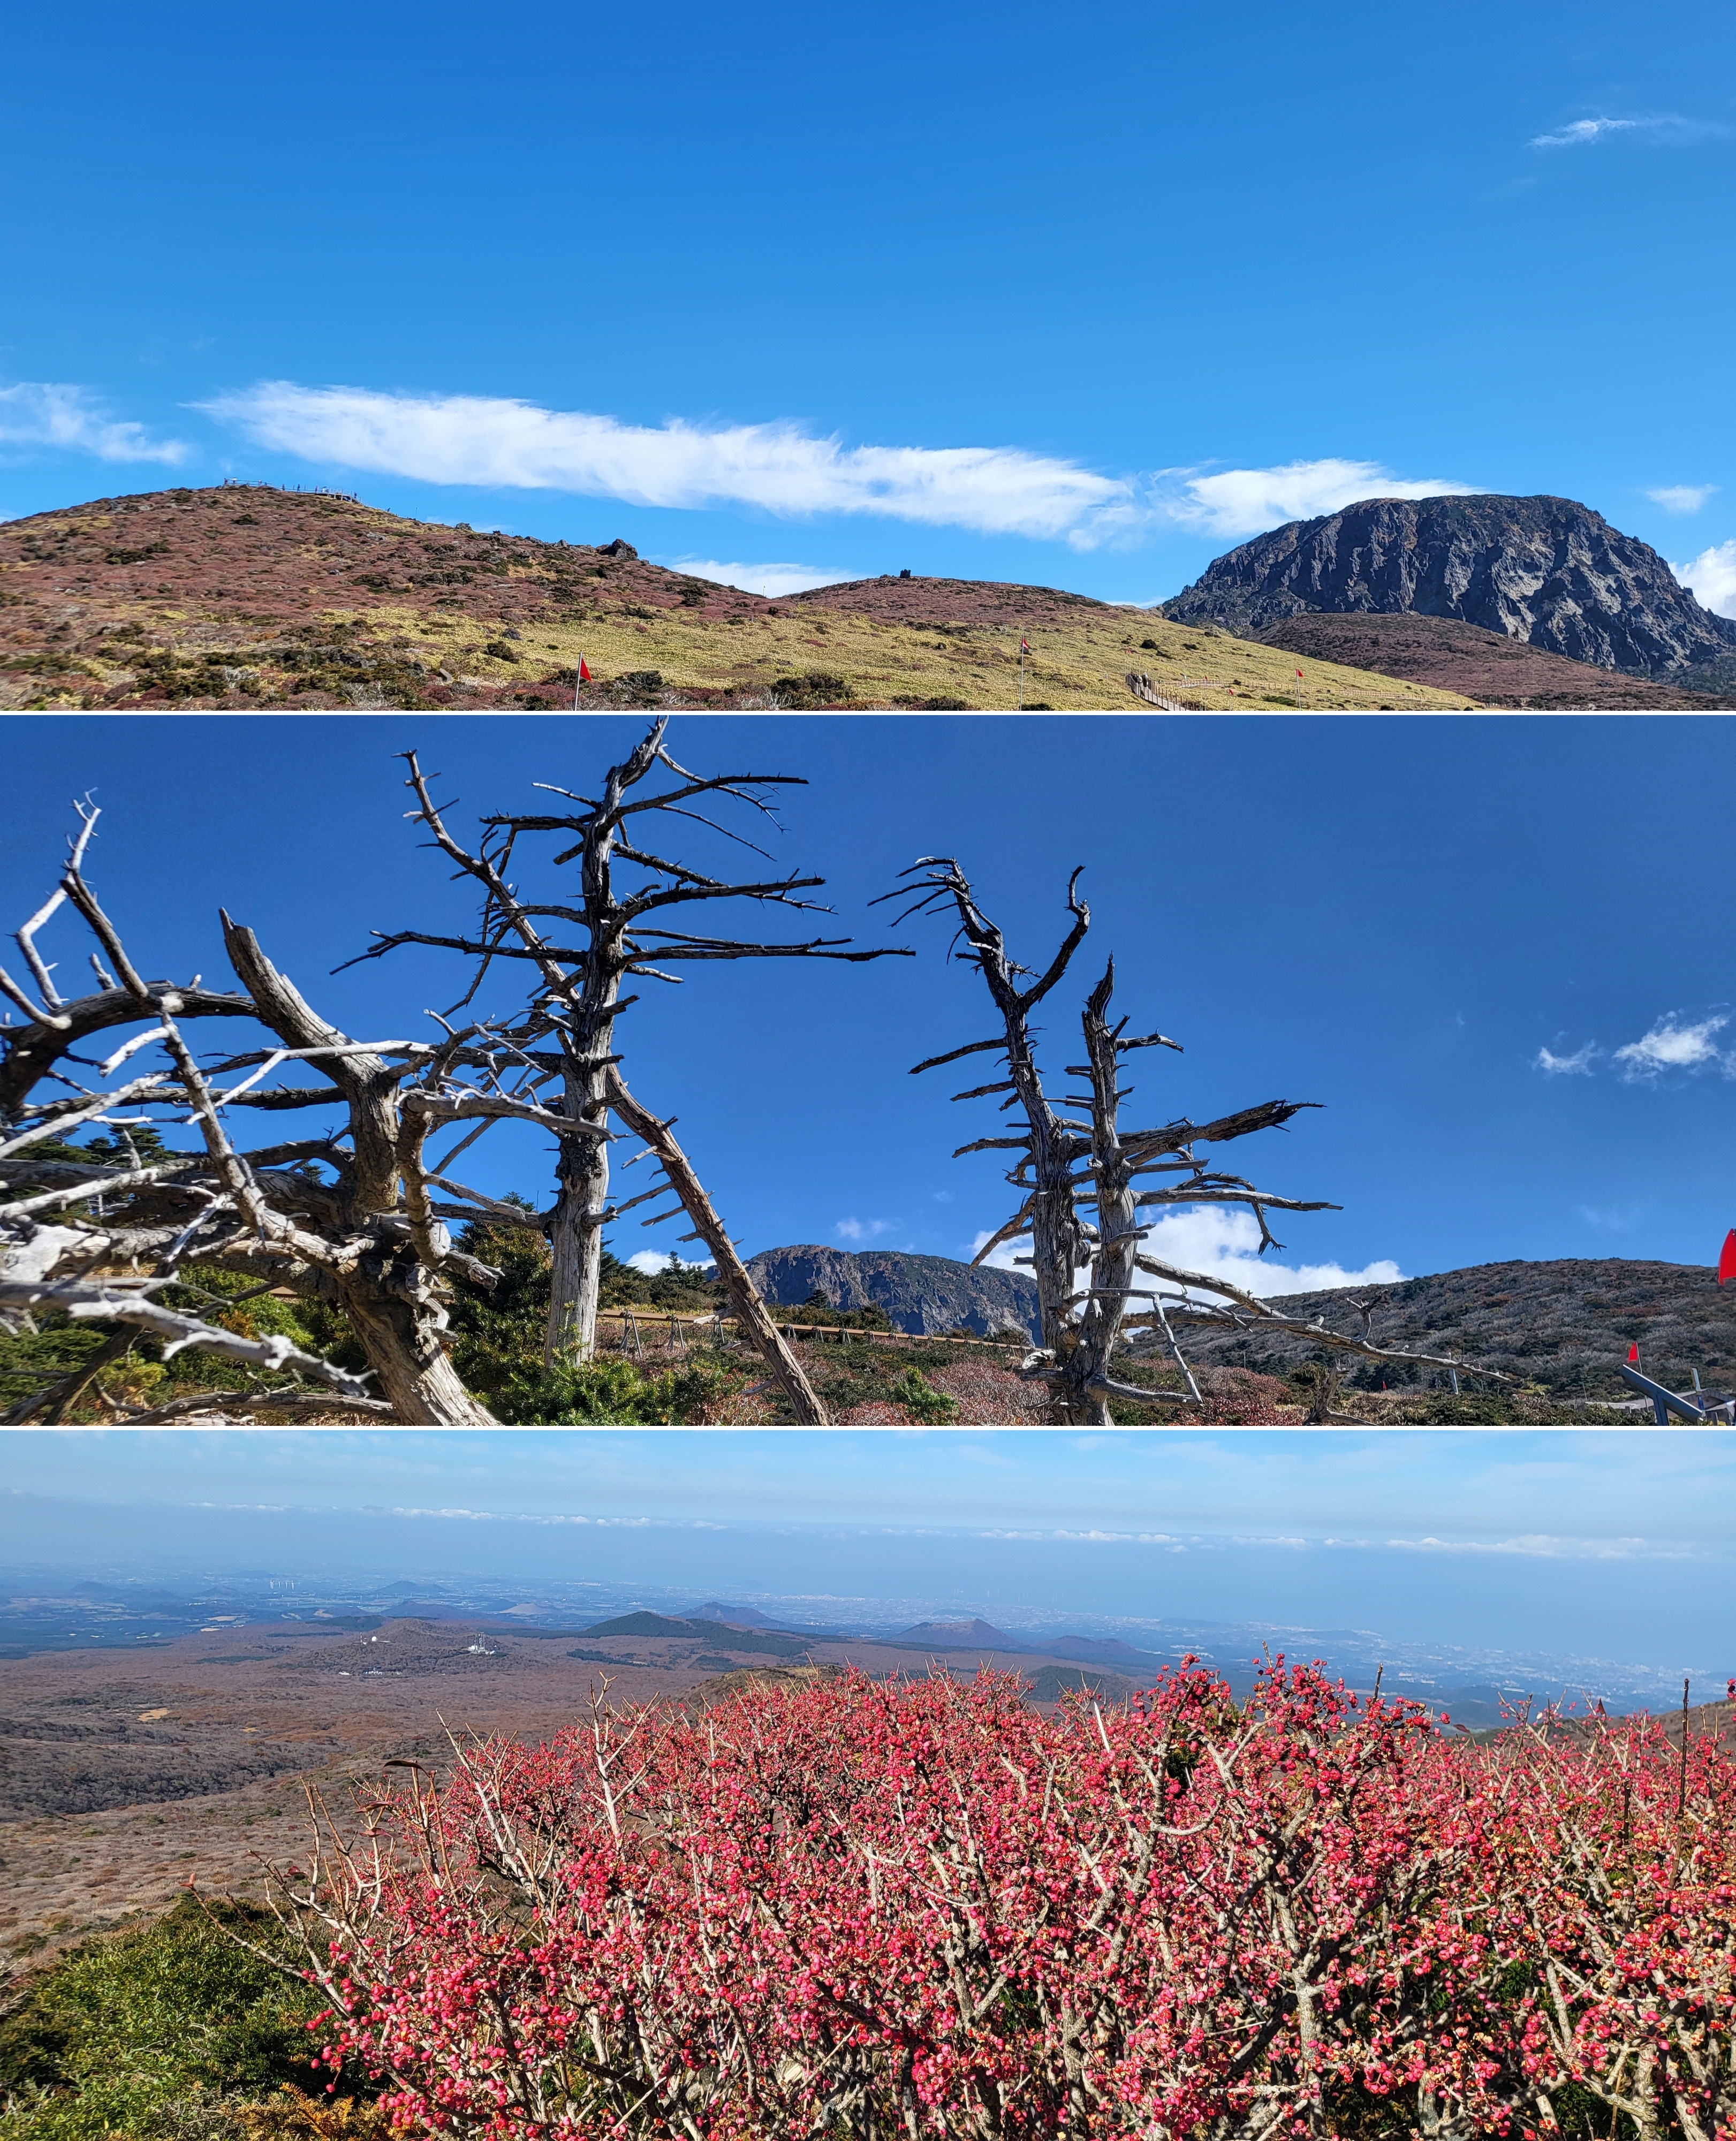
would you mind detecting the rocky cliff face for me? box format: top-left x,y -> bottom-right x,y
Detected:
743,1245 -> 1040,1339
1162,495 -> 1736,684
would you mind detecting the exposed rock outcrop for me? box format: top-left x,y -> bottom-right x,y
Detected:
742,1244 -> 1040,1339
1162,495 -> 1736,685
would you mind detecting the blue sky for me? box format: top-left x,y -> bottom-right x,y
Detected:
3,0 -> 1734,609
6,8 -> 1736,1682
6,711 -> 1736,1293
4,1429 -> 1733,1684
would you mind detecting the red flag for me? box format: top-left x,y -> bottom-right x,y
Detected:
1020,638 -> 1031,654
578,657 -> 592,683
1627,1342 -> 1640,1364
1720,1229 -> 1736,1286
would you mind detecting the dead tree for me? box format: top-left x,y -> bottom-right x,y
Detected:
346,722 -> 908,1390
885,858 -> 1511,1425
1,806 -> 613,1424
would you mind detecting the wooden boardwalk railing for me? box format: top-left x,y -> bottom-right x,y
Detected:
595,1308 -> 1028,1354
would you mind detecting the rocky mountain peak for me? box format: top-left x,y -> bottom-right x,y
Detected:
1161,493 -> 1736,685
742,1245 -> 1040,1340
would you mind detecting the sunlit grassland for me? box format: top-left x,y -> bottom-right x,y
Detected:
344,594 -> 1479,710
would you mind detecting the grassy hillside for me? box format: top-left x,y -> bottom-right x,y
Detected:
1180,1256 -> 1732,1403
0,485 -> 1476,711
1253,612 -> 1736,709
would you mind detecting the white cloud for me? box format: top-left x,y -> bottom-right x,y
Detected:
1532,118 -> 1640,149
1670,540 -> 1736,619
201,383 -> 1484,554
836,1217 -> 898,1243
0,381 -> 189,465
1384,1533 -> 1676,1560
625,1249 -> 710,1276
203,382 -> 1135,543
972,1206 -> 1401,1300
1153,458 -> 1481,542
664,557 -> 854,598
1529,114 -> 1726,149
1647,484 -> 1718,514
1612,1014 -> 1730,1081
1536,1042 -> 1599,1076
1575,1203 -> 1639,1231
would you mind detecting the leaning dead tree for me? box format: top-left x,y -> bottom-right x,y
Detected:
341,720 -> 908,1421
1,806 -> 631,1424
884,858 -> 1511,1424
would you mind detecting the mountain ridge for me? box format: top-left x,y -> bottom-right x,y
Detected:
1178,1255 -> 1732,1400
733,1247 -> 1733,1401
742,1243 -> 1041,1339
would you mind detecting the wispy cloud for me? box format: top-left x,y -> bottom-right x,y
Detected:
1153,458 -> 1480,542
203,382 -> 1137,544
0,381 -> 189,465
665,557 -> 854,597
1536,1042 -> 1599,1076
1385,1533 -> 1684,1560
837,1216 -> 899,1243
1613,1013 -> 1731,1081
1575,1203 -> 1640,1232
625,1249 -> 710,1276
1671,540 -> 1736,619
201,383 -> 1480,552
974,1205 -> 1401,1300
1648,483 -> 1718,515
1529,114 -> 1727,150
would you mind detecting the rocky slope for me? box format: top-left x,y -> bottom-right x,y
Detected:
1178,1256 -> 1734,1401
1162,494 -> 1736,686
743,1245 -> 1040,1339
1251,611 -> 1736,708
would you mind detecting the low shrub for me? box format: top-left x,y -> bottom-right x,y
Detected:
885,1362 -> 959,1422
490,1350 -> 729,1423
770,671 -> 854,708
0,1897 -> 336,2141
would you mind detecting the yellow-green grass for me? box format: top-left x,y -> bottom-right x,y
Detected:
325,591 -> 1479,711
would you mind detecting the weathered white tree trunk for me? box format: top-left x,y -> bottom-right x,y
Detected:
547,1041 -> 615,1363
222,917 -> 497,1425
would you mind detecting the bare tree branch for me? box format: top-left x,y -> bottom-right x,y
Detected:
603,1068 -> 828,1423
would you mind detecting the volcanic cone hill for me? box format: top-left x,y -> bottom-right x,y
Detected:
1162,493 -> 1736,689
0,483 -> 1475,711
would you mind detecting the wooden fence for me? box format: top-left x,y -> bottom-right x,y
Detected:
595,1308 -> 1028,1355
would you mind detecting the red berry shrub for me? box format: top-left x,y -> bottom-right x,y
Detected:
272,1665 -> 1736,2141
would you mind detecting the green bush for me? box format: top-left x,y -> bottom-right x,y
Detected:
0,1897 -> 331,2141
608,669 -> 664,703
491,1350 -> 727,1423
885,1365 -> 958,1423
770,672 -> 854,708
